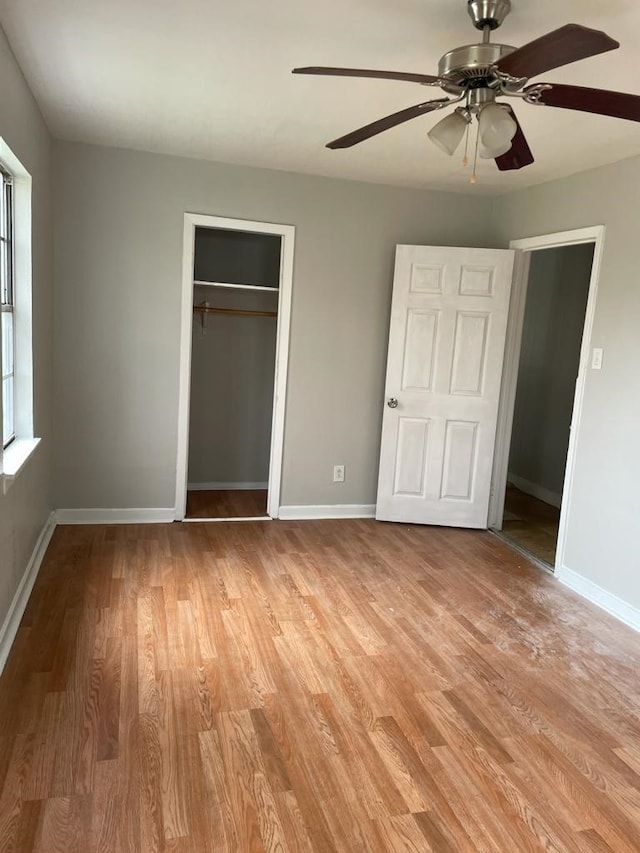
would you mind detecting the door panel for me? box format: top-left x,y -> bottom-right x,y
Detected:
394,418 -> 430,496
376,245 -> 515,528
441,420 -> 478,500
402,311 -> 438,391
450,312 -> 490,396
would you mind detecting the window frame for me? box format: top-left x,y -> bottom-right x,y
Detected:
1,166 -> 16,449
0,139 -> 39,489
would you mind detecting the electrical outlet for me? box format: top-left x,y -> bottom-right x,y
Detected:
333,465 -> 345,483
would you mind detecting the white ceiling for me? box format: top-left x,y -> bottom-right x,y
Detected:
2,0 -> 640,195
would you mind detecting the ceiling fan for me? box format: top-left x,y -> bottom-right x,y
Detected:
292,0 -> 640,178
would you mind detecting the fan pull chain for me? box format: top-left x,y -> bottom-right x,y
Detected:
462,123 -> 470,167
470,120 -> 480,184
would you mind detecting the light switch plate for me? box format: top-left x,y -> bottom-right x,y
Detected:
591,348 -> 604,370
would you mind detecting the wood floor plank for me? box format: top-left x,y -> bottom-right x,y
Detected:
215,710 -> 280,852
156,670 -> 189,842
115,631 -> 141,853
96,636 -> 122,762
1,520 -> 640,851
198,727 -> 239,852
34,795 -> 90,853
88,759 -> 119,853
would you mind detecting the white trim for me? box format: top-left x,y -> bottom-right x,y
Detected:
489,225 -> 605,578
183,516 -> 272,523
507,226 -> 603,252
0,139 -> 37,478
1,437 -> 41,493
175,214 -> 295,522
0,511 -> 56,675
187,481 -> 268,491
56,508 -> 175,525
557,565 -> 640,633
278,504 -> 376,520
506,473 -> 562,510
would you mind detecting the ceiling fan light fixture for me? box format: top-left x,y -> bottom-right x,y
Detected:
479,139 -> 512,159
428,108 -> 471,156
478,102 -> 517,157
298,6 -> 637,174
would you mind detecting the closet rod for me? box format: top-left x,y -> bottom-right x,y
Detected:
193,305 -> 277,318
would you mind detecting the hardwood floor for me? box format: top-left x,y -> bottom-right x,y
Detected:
186,489 -> 268,519
1,519 -> 640,851
502,484 -> 561,566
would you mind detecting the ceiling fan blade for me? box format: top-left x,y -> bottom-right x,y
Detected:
495,24 -> 619,79
293,66 -> 443,86
495,107 -> 534,171
534,83 -> 640,122
327,99 -> 452,149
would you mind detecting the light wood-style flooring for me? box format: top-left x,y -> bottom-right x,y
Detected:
1,519 -> 640,851
186,489 -> 268,519
502,484 -> 561,566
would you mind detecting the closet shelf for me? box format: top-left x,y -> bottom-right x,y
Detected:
193,305 -> 277,319
194,280 -> 278,293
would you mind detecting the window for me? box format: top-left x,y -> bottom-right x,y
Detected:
1,168 -> 14,448
0,139 -> 38,487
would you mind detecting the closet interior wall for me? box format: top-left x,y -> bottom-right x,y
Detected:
187,227 -> 280,492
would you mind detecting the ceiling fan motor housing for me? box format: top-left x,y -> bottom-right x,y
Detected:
438,42 -> 517,94
467,0 -> 512,30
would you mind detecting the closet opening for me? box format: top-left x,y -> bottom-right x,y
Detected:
175,214 -> 295,522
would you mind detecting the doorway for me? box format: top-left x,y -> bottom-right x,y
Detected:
175,215 -> 295,521
490,226 -> 605,572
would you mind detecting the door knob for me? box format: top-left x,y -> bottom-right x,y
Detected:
387,397 -> 399,409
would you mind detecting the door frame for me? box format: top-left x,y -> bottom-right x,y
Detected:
488,225 -> 606,574
175,213 -> 295,520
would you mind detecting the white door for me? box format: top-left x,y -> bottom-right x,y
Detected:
376,245 -> 515,528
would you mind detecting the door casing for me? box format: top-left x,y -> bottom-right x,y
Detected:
175,213 -> 295,520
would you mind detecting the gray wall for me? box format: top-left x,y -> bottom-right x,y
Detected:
508,244 -> 593,501
188,286 -> 277,485
52,140 -> 495,509
44,120 -> 640,620
0,27 -> 53,627
491,157 -> 640,611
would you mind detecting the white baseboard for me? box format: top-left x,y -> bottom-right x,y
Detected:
557,564 -> 640,633
187,482 -> 268,491
278,504 -> 376,521
507,473 -> 562,509
0,511 -> 56,675
55,508 -> 175,525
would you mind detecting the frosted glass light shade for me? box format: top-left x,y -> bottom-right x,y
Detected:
479,139 -> 513,159
428,110 -> 468,156
478,102 -> 517,158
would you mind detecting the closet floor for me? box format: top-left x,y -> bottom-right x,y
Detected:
186,489 -> 268,519
501,483 -> 560,567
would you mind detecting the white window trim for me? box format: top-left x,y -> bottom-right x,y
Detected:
0,139 -> 39,493
2,436 -> 40,478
